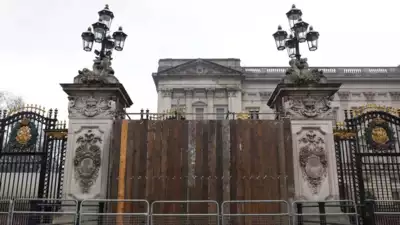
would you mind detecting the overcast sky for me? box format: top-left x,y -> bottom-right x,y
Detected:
1,0 -> 399,120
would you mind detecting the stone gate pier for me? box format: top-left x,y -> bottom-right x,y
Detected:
268,81 -> 350,224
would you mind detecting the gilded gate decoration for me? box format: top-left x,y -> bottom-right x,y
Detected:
334,108 -> 400,224
364,117 -> 395,150
5,117 -> 39,152
0,105 -> 68,199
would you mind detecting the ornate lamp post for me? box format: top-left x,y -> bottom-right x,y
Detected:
272,4 -> 324,85
273,4 -> 320,60
76,4 -> 128,84
81,4 -> 128,60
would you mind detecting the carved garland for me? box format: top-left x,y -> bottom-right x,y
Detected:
68,96 -> 116,117
73,129 -> 102,193
298,130 -> 328,195
286,96 -> 332,118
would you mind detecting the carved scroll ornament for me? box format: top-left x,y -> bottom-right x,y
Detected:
68,96 -> 116,118
285,95 -> 332,118
298,130 -> 328,195
73,129 -> 102,193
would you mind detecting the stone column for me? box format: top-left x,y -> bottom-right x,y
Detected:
228,89 -> 242,114
185,88 -> 194,119
268,82 -> 349,224
206,88 -> 215,119
337,91 -> 350,121
162,88 -> 172,113
56,63 -> 133,223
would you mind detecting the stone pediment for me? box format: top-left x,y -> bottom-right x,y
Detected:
157,59 -> 243,76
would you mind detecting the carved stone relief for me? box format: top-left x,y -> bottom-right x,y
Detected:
284,95 -> 333,119
298,130 -> 328,195
68,96 -> 116,118
74,56 -> 119,84
73,129 -> 102,193
259,92 -> 272,100
160,88 -> 172,97
337,92 -> 350,101
206,88 -> 215,98
363,92 -> 375,101
389,92 -> 400,101
161,59 -> 242,76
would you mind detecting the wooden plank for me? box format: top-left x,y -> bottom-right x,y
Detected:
139,121 -> 148,201
221,120 -> 230,221
208,120 -> 217,213
189,121 -> 203,214
146,121 -> 156,202
263,121 -> 280,213
124,121 -> 135,212
117,119 -> 129,216
151,121 -> 163,211
201,121 -> 209,215
180,121 -> 189,208
160,120 -> 169,213
255,121 -> 266,213
108,120 -> 122,212
229,120 -> 237,215
241,121 -> 251,225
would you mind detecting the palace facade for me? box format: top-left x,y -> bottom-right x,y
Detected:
153,58 -> 400,121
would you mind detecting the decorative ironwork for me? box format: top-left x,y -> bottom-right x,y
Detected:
0,107 -> 67,199
298,130 -> 328,195
73,129 -> 102,193
335,109 -> 400,224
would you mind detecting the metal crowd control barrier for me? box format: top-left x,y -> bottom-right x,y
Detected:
0,200 -> 12,225
369,200 -> 400,225
10,198 -> 78,225
79,199 -> 149,225
221,200 -> 290,225
292,200 -> 359,225
150,200 -> 219,225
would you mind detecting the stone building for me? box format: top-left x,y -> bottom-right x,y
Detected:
153,58 -> 400,121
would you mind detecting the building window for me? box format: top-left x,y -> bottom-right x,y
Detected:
195,108 -> 204,120
392,191 -> 400,200
246,107 -> 260,119
216,107 -> 227,120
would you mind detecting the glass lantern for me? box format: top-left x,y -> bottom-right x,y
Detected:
272,25 -> 288,51
81,27 -> 95,52
285,36 -> 296,58
293,19 -> 309,43
306,26 -> 320,51
112,27 -> 128,51
98,4 -> 114,28
92,20 -> 108,43
286,4 -> 303,29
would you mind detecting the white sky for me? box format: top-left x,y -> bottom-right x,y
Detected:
1,0 -> 399,121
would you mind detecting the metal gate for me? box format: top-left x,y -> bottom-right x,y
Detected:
0,106 -> 67,199
334,109 -> 400,224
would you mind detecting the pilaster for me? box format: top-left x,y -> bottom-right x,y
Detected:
206,88 -> 215,119
227,89 -> 242,113
185,88 -> 194,119
160,88 -> 172,113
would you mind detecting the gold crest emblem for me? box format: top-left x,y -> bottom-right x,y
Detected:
371,127 -> 389,145
15,125 -> 32,145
